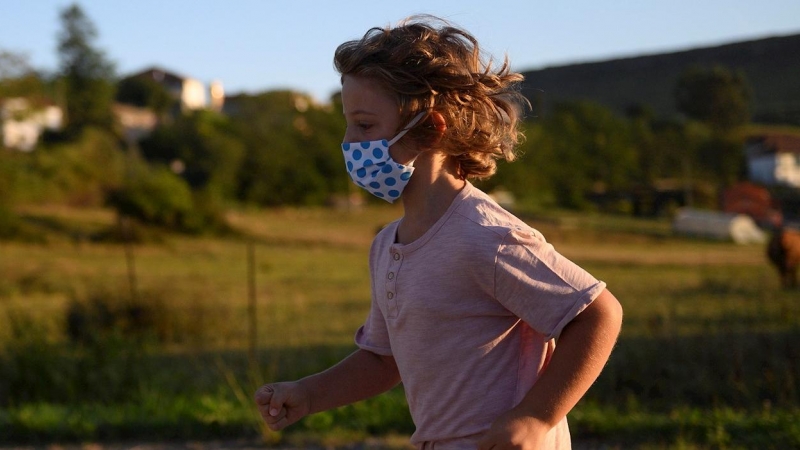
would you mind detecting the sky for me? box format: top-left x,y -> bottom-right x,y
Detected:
1,0 -> 799,103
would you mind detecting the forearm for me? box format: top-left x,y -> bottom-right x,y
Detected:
516,289 -> 623,428
299,348 -> 401,415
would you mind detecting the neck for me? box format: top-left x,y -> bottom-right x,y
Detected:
396,154 -> 466,244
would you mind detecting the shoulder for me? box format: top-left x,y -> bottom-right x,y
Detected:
431,184 -> 549,268
450,184 -> 541,241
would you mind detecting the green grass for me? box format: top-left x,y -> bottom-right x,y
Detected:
1,204 -> 798,448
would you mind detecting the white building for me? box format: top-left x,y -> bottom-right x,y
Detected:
746,134 -> 800,188
127,67 -> 222,113
1,98 -> 63,151
112,103 -> 158,143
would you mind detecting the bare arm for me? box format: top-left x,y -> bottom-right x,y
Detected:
255,348 -> 400,431
302,348 -> 401,414
478,288 -> 623,449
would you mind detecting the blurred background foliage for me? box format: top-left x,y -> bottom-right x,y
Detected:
1,3 -> 786,237
2,4 -> 800,448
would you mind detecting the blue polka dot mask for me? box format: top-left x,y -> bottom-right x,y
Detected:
341,113 -> 425,203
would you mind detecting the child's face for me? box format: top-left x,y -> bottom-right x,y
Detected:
341,75 -> 416,164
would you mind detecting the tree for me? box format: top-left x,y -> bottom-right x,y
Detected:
674,65 -> 751,132
57,3 -> 116,136
674,66 -> 752,188
626,104 -> 659,184
514,102 -> 638,210
116,76 -> 173,117
0,49 -> 32,80
0,49 -> 48,102
139,110 -> 245,200
228,91 -> 347,206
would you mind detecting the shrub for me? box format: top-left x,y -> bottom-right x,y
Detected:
0,204 -> 21,239
106,162 -> 231,235
107,164 -> 193,228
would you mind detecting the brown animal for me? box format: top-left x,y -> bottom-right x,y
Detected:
767,227 -> 800,288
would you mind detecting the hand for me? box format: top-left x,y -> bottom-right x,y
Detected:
254,381 -> 311,431
477,412 -> 549,450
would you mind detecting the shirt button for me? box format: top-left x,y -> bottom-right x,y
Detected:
387,272 -> 395,280
387,292 -> 394,299
393,253 -> 401,261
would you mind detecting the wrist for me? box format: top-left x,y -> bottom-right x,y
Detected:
294,377 -> 318,414
504,405 -> 559,433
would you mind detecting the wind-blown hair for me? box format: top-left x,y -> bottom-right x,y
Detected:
334,15 -> 529,180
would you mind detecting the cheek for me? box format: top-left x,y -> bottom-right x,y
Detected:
389,141 -> 419,166
342,127 -> 361,144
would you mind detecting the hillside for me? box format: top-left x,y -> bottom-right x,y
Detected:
520,32 -> 800,124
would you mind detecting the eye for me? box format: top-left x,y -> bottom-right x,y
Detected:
357,122 -> 373,131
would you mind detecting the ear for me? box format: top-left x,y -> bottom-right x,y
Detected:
426,112 -> 447,146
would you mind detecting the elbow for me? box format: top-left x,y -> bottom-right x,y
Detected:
581,288 -> 623,338
606,290 -> 624,330
602,289 -> 624,336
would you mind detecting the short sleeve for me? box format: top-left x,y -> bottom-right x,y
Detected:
354,299 -> 393,356
355,227 -> 396,356
494,229 -> 606,340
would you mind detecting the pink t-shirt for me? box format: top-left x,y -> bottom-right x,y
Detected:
355,183 -> 606,449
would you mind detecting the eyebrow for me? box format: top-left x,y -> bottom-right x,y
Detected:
345,109 -> 378,117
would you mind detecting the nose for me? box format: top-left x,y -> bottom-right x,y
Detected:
342,126 -> 355,145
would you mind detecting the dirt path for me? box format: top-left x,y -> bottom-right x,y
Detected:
1,438 -> 612,450
1,437 -> 413,450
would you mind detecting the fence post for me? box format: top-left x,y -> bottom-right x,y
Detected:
247,240 -> 258,366
122,215 -> 138,303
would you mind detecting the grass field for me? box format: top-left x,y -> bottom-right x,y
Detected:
1,204 -> 798,449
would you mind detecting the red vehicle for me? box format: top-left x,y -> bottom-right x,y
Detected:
722,182 -> 783,229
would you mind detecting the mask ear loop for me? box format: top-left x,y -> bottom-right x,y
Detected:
386,112 -> 427,168
387,112 -> 426,146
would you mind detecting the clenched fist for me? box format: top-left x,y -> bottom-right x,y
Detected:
254,381 -> 311,431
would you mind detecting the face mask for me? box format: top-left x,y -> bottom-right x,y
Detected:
341,113 -> 425,203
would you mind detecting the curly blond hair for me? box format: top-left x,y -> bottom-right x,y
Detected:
334,15 -> 529,180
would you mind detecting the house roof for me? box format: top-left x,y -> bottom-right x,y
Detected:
746,133 -> 800,155
127,66 -> 188,85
